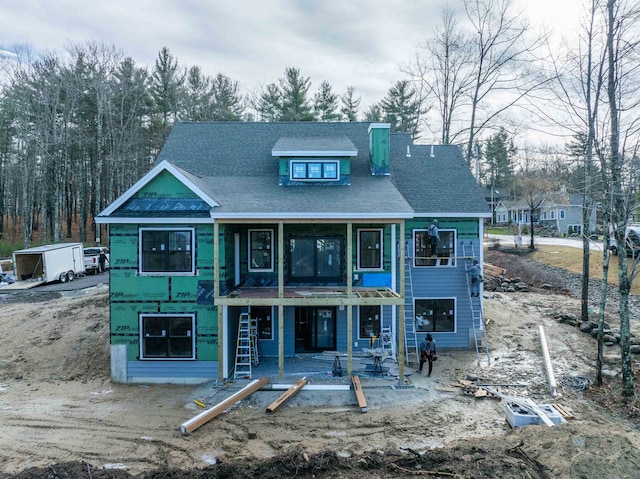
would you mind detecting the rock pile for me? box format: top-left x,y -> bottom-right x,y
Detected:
484,275 -> 530,293
553,311 -> 640,355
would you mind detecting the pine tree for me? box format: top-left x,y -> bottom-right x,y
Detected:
340,86 -> 361,121
313,80 -> 339,122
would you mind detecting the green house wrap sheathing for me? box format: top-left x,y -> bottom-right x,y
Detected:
108,222 -> 218,362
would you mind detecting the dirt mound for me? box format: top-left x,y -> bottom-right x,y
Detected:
2,280 -> 640,478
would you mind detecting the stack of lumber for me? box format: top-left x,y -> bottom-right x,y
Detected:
484,263 -> 507,278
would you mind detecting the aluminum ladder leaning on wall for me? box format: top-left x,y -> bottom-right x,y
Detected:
461,241 -> 490,366
234,313 -> 253,379
403,240 -> 419,365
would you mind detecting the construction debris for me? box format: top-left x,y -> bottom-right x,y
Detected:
351,375 -> 368,413
180,377 -> 270,435
484,263 -> 507,278
266,377 -> 308,413
539,325 -> 560,397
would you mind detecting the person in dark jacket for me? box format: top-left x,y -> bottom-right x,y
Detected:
418,333 -> 437,376
99,251 -> 108,274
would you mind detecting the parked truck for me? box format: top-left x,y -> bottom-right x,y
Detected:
609,224 -> 640,258
12,243 -> 85,284
84,246 -> 110,274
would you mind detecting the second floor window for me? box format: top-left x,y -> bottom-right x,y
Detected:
357,228 -> 383,269
140,228 -> 194,274
289,236 -> 342,283
414,229 -> 456,267
249,229 -> 274,271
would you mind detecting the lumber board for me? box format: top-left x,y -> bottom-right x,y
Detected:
484,263 -> 507,278
352,375 -> 368,413
266,378 -> 308,413
553,403 -> 575,419
180,377 -> 270,435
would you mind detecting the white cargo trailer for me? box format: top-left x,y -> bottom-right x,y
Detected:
13,243 -> 85,284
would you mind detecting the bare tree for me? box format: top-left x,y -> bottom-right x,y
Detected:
514,174 -> 556,249
606,0 -> 640,396
407,0 -> 546,162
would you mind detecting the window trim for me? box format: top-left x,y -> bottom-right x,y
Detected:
413,297 -> 457,334
290,159 -> 340,181
139,227 -> 196,276
139,313 -> 196,360
248,229 -> 275,272
358,305 -> 382,340
356,228 -> 383,271
413,228 -> 457,267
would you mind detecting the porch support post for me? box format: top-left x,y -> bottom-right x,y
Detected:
278,221 -> 284,380
347,222 -> 353,376
214,221 -> 223,382
398,221 -> 406,383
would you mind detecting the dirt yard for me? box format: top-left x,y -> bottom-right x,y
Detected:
1,267 -> 640,478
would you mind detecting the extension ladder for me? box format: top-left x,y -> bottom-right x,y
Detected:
461,241 -> 490,366
403,241 -> 419,365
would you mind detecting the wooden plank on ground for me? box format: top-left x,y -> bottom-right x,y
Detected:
352,375 -> 368,413
266,377 -> 308,413
553,403 -> 575,419
180,377 -> 270,435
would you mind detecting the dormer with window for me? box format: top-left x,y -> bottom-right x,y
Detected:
273,136 -> 357,186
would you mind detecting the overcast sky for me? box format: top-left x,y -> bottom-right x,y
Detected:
1,0 -> 583,127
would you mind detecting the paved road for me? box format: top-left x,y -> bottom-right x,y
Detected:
0,270 -> 108,294
486,234 -> 605,251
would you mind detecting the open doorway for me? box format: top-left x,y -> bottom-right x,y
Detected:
294,307 -> 336,353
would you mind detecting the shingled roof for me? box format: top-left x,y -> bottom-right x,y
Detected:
152,122 -> 490,219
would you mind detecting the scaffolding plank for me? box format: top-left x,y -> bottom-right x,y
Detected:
180,377 -> 270,435
352,375 -> 368,413
266,377 -> 308,413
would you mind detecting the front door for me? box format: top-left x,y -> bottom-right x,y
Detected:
295,307 -> 336,353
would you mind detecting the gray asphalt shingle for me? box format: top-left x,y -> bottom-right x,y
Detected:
154,122 -> 490,218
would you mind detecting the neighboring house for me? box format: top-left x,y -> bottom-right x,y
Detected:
494,199 -> 531,227
480,185 -> 506,225
494,191 -> 596,236
96,122 -> 491,384
539,192 -> 597,236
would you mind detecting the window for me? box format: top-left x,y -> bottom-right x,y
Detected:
550,210 -> 555,219
414,229 -> 456,267
248,229 -> 274,271
357,228 -> 383,270
542,211 -> 547,220
289,236 -> 342,282
359,305 -> 381,339
251,306 -> 273,340
140,228 -> 194,274
559,210 -> 566,220
414,299 -> 455,333
290,160 -> 339,181
140,314 -> 195,359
